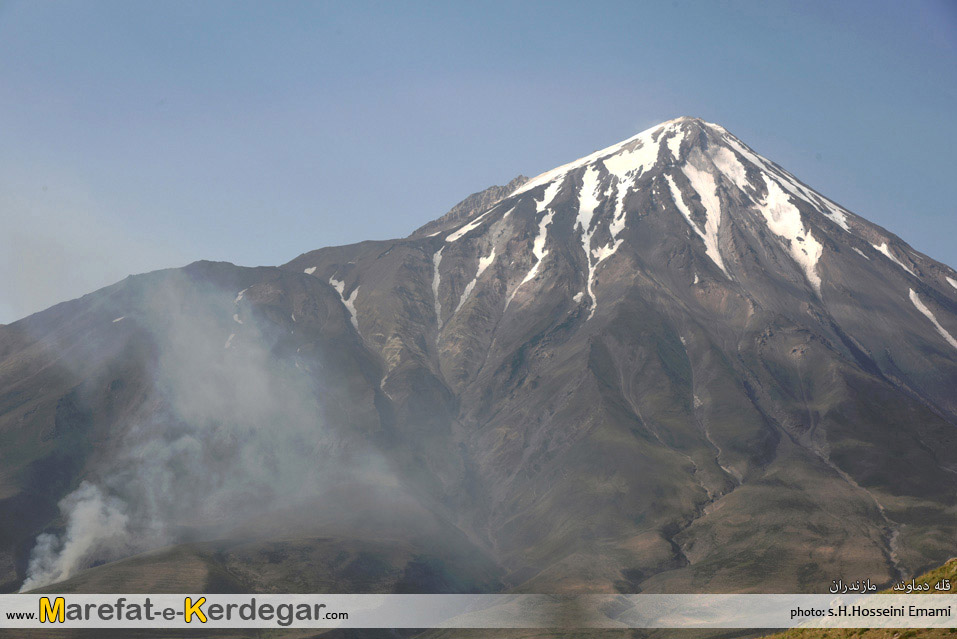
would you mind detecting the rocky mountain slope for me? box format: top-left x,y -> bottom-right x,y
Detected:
2,117 -> 956,595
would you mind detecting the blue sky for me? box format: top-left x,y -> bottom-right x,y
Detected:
1,0 -> 955,323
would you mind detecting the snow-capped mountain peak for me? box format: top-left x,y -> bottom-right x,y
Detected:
421,116 -> 954,312
7,116 -> 957,596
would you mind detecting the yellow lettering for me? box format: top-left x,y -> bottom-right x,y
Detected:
184,596 -> 207,623
39,597 -> 65,623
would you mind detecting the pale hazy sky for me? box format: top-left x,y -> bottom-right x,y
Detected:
1,0 -> 955,323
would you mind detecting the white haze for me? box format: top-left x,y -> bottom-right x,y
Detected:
20,271 -> 392,590
0,183 -> 188,326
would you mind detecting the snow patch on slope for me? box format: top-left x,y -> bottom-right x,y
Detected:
909,289 -> 957,351
607,184 -> 629,239
304,267 -> 317,275
511,119 -> 678,198
667,127 -> 686,161
505,178 -> 564,309
455,248 -> 496,315
573,164 -> 634,318
873,242 -> 916,277
587,130 -> 667,292
536,179 -> 564,213
817,200 -> 851,232
675,165 -> 730,278
754,176 -> 824,293
601,135 -> 662,180
477,249 -> 496,275
602,133 -> 660,241
947,276 -> 957,291
432,247 -> 445,328
711,146 -> 749,193
577,165 -> 602,232
506,211 -> 556,309
330,276 -> 360,331
446,206 -> 497,242
575,166 -> 602,316
591,240 -> 622,265
852,247 -> 870,260
718,132 -> 850,232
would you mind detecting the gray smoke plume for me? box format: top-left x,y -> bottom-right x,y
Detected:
20,269 -> 390,590
20,482 -> 132,591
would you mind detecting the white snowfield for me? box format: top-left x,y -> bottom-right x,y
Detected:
601,130 -> 665,182
432,247 -> 445,328
330,276 -> 359,331
112,316 -> 125,323
445,207 -> 495,243
505,117 -> 871,298
710,146 -> 749,190
506,182 -> 562,310
303,266 -> 317,275
715,126 -> 851,232
909,289 -> 957,351
421,117 -> 944,327
666,126 -> 685,161
576,166 -> 603,317
507,210 -> 556,310
680,165 -> 731,278
443,202 -> 517,246
702,130 -> 826,292
536,179 -> 564,213
505,179 -> 565,310
947,276 -> 957,291
510,117 -> 688,198
873,242 -> 916,277
567,123 -> 690,317
455,247 -> 496,315
667,174 -> 722,277
754,175 -> 824,294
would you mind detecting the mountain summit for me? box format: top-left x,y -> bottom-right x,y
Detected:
2,118 -> 956,594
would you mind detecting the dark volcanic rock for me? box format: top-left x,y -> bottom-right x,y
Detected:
3,117 -> 957,594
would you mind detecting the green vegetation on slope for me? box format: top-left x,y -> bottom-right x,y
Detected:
767,559 -> 957,639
